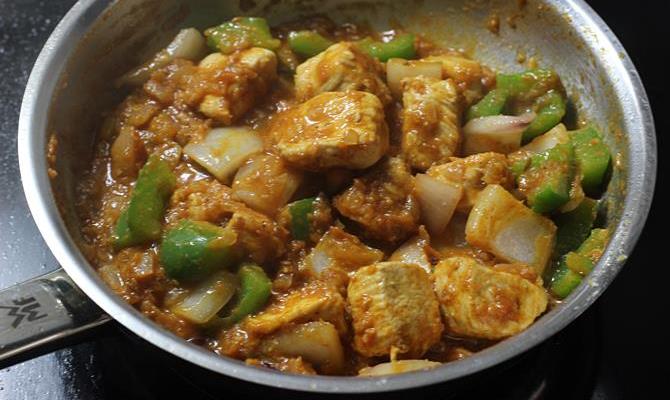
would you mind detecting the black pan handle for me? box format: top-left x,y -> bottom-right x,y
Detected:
0,268 -> 111,366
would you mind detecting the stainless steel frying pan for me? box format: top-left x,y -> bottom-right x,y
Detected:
2,0 -> 656,393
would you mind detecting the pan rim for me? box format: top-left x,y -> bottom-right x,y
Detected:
18,0 -> 656,393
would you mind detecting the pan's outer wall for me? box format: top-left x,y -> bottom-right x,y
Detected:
18,0 -> 656,393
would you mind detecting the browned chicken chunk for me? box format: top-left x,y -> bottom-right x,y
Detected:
433,256 -> 548,339
294,42 -> 392,105
243,281 -> 348,336
198,48 -> 277,124
165,178 -> 235,226
143,48 -> 277,125
334,157 -> 420,244
272,91 -> 389,171
225,205 -> 289,264
401,76 -> 462,171
348,262 -> 444,358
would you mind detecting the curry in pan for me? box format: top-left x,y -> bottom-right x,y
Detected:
75,16 -> 611,376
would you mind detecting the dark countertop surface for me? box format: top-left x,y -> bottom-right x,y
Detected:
0,3 -> 102,399
0,0 -> 666,398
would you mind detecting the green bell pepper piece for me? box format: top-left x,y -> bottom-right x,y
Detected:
549,228 -> 609,299
113,211 -> 133,250
466,88 -> 509,121
219,263 -> 272,327
204,17 -> 280,54
563,252 -> 594,276
287,31 -> 333,58
520,143 -> 574,214
467,69 -> 566,135
496,72 -> 532,98
497,69 -> 560,101
357,34 -> 416,62
576,228 -> 609,263
522,90 -> 566,142
553,198 -> 598,256
549,262 -> 583,299
497,69 -> 565,142
508,150 -> 531,180
571,126 -> 611,196
113,155 -> 176,250
160,220 -> 238,282
288,197 -> 316,241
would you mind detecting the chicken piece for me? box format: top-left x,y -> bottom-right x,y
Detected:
225,204 -> 289,264
433,256 -> 548,340
165,179 -> 235,226
243,281 -> 347,337
294,42 -> 392,105
401,76 -> 462,171
272,91 -> 389,170
422,54 -> 494,106
348,262 -> 444,358
303,226 -> 384,276
201,48 -> 277,80
232,152 -> 303,216
118,94 -> 162,129
144,49 -> 277,126
465,184 -> 556,274
147,105 -> 211,146
198,48 -> 277,124
143,59 -> 198,105
334,157 -> 419,244
427,152 -> 514,212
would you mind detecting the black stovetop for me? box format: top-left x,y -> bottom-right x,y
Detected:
0,0 -> 665,399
